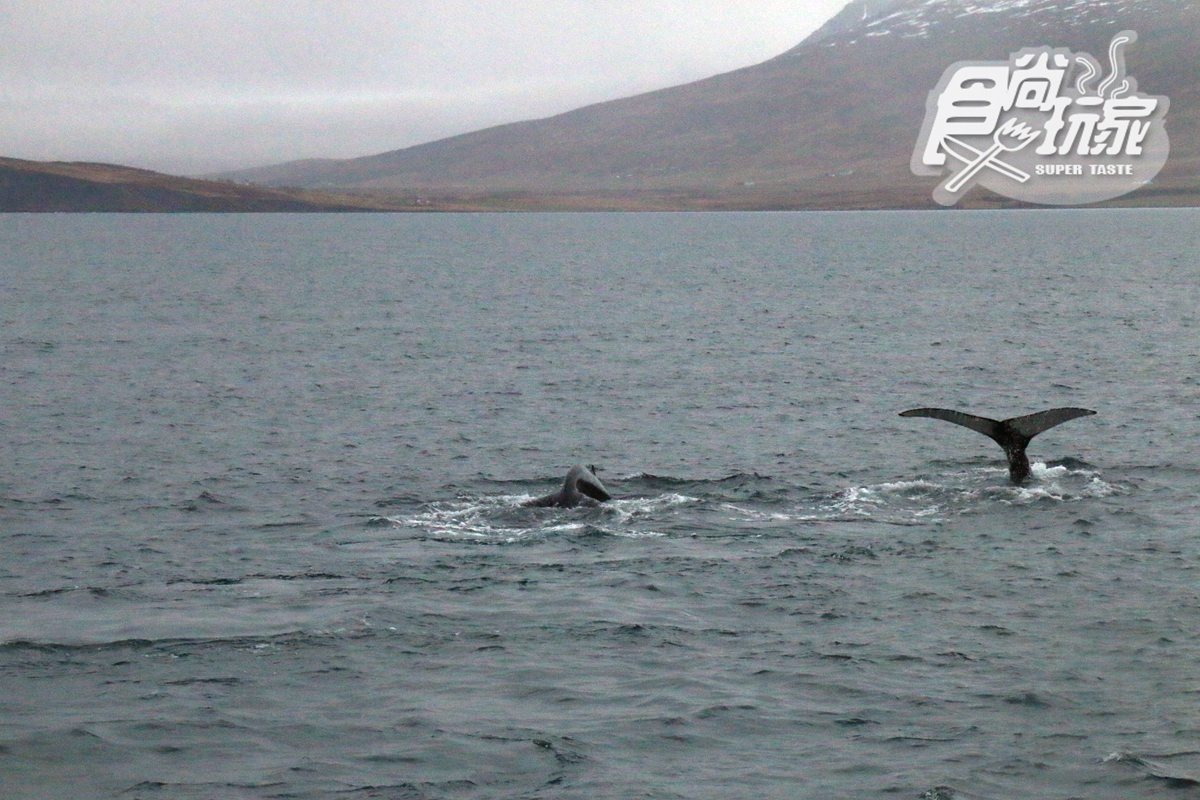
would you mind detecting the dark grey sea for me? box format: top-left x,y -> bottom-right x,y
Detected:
2,210 -> 1198,799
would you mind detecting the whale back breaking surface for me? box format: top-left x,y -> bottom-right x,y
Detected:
526,464 -> 611,508
573,465 -> 612,503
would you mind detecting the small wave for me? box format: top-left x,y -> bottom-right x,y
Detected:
177,490 -> 250,513
389,494 -> 586,542
19,584 -> 115,599
619,470 -> 767,485
919,787 -> 991,800
0,628 -> 329,655
380,492 -> 686,543
827,478 -> 949,520
1000,462 -> 1121,504
0,637 -> 165,654
1102,751 -> 1200,787
849,462 -> 1117,517
717,503 -> 798,523
718,462 -> 1120,528
618,471 -> 696,485
121,779 -> 291,796
721,479 -> 949,527
614,471 -> 786,502
607,492 -> 697,521
167,572 -> 349,587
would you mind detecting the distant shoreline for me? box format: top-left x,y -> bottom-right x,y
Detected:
3,156 -> 1197,213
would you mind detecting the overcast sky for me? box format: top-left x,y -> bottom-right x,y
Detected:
0,1 -> 848,174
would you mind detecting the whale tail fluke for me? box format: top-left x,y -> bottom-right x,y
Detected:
899,406 -> 1096,484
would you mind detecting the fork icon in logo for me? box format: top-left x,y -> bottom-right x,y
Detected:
942,118 -> 1042,195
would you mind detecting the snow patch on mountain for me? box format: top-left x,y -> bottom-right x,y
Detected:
801,0 -> 1170,48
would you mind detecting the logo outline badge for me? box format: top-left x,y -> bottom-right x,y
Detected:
912,31 -> 1170,206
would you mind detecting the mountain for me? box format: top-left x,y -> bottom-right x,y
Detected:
0,157 -> 425,212
220,0 -> 1200,209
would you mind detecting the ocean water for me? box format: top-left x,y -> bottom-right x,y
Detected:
1,209 -> 1198,799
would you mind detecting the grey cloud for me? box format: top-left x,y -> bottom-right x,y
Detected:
0,1 -> 846,173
